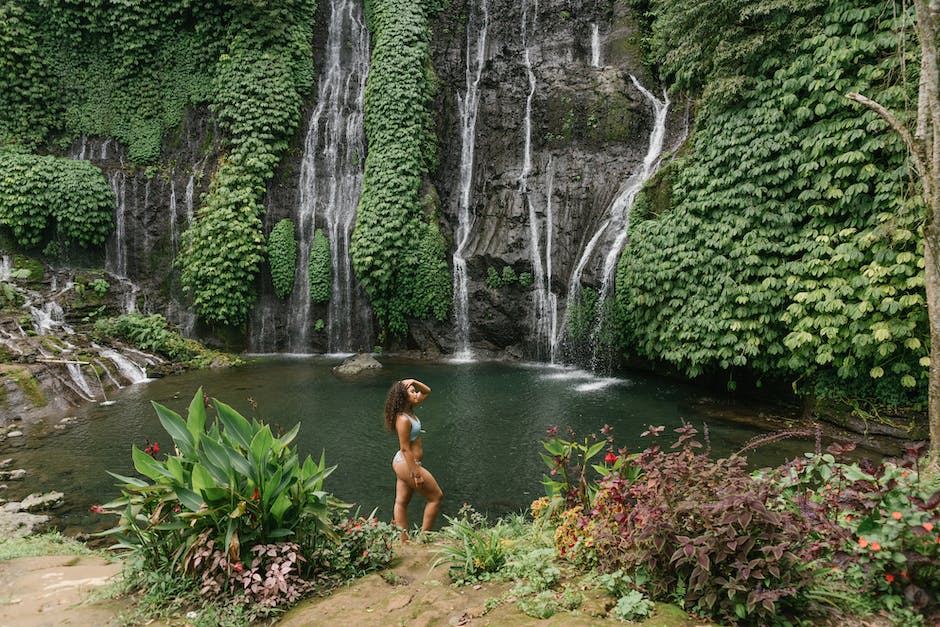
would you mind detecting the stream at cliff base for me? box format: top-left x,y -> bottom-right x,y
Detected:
10,356 -> 822,534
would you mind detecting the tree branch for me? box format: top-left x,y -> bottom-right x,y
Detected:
846,91 -> 930,197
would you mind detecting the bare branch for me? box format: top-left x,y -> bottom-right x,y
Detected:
846,91 -> 929,191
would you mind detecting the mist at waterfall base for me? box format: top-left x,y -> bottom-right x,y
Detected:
17,357 -> 818,535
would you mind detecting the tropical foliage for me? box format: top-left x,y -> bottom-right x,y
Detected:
0,152 -> 113,249
0,0 -> 316,327
351,0 -> 451,337
308,228 -> 332,304
268,219 -> 297,300
524,424 -> 940,624
99,389 -> 398,618
618,0 -> 927,405
94,313 -> 238,369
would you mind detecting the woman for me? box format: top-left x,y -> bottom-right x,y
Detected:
385,378 -> 442,538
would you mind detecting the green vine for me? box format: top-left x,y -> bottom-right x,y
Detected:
0,152 -> 113,249
617,0 -> 926,405
309,228 -> 332,304
179,1 -> 316,326
0,2 -> 60,151
352,0 -> 450,337
268,219 -> 297,300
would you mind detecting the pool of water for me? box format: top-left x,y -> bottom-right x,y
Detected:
9,356 -> 817,534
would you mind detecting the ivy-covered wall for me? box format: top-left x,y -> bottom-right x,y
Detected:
617,0 -> 927,405
351,0 -> 451,338
0,152 -> 113,250
1,0 -> 317,328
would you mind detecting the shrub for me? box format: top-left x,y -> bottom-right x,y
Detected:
0,152 -> 113,249
586,423 -> 815,623
772,442 -> 940,621
433,505 -> 516,583
94,313 -> 234,368
485,267 -> 501,289
267,219 -> 297,300
100,390 -> 347,591
308,228 -> 332,304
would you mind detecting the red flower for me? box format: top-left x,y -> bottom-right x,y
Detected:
924,522 -> 934,532
870,542 -> 882,551
891,511 -> 902,521
604,452 -> 617,464
885,573 -> 894,583
362,550 -> 368,557
232,562 -> 244,573
858,537 -> 868,548
251,488 -> 259,500
89,504 -> 106,514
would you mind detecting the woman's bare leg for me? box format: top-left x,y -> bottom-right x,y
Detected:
413,467 -> 443,531
394,477 -> 412,533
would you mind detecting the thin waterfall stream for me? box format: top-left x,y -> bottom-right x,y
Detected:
451,0 -> 489,359
519,0 -> 558,362
560,76 -> 670,365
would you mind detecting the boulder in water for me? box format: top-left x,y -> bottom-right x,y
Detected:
332,353 -> 382,376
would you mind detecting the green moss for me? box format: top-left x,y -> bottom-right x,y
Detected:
12,255 -> 43,282
586,92 -> 635,144
543,95 -> 575,144
9,367 -> 47,407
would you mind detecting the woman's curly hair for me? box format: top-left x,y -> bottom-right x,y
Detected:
384,380 -> 409,431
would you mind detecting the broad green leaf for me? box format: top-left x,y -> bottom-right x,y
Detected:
214,399 -> 254,449
152,401 -> 195,455
132,446 -> 173,481
186,387 -> 206,446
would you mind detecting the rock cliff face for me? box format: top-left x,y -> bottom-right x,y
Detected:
429,0 -> 687,358
60,0 -> 687,360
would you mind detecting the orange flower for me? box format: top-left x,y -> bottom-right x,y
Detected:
901,470 -> 909,478
924,522 -> 934,532
885,573 -> 894,583
871,542 -> 882,551
858,537 -> 868,548
891,511 -> 902,520
845,514 -> 852,523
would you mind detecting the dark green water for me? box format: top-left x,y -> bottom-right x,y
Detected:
11,356 -> 817,533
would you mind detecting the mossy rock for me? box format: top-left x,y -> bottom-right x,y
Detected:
631,161 -> 676,223
12,255 -> 44,282
585,92 -> 636,144
2,366 -> 47,407
543,94 -> 576,144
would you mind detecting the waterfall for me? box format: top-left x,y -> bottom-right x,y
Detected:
65,362 -> 97,401
591,24 -> 602,67
0,255 -> 11,281
518,0 -> 558,361
561,76 -> 670,363
544,158 -> 560,362
451,0 -> 489,359
287,0 -> 370,353
168,178 -> 178,256
105,170 -> 128,278
99,348 -> 149,384
29,301 -> 71,335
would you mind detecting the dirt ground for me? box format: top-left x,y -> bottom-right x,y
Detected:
0,554 -> 125,627
0,544 -> 712,626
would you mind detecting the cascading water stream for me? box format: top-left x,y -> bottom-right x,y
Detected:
561,76 -> 670,362
518,0 -> 558,361
288,0 -> 369,353
591,23 -> 602,67
105,170 -> 128,279
451,0 -> 489,360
